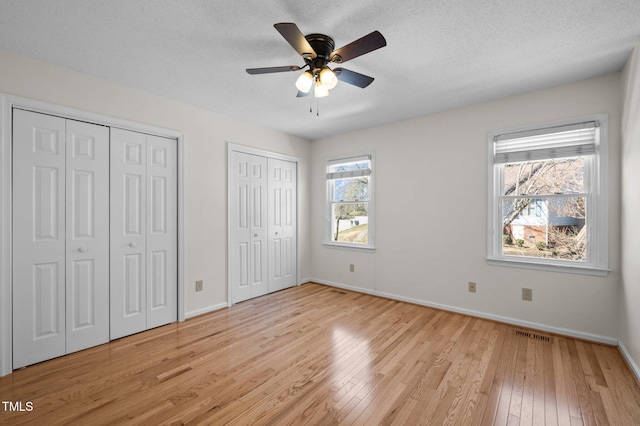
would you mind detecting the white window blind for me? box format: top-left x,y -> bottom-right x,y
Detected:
326,155 -> 371,180
494,121 -> 598,164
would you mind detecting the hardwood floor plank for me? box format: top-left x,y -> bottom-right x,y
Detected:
552,336 -> 573,426
493,331 -> 521,425
509,336 -> 528,421
559,337 -> 585,421
1,283 -> 639,425
476,325 -> 508,425
543,337 -> 560,426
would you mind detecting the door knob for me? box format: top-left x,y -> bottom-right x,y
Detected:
275,232 -> 279,235
253,234 -> 258,238
78,247 -> 88,253
129,242 -> 137,248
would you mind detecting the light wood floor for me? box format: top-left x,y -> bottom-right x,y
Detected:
1,283 -> 639,425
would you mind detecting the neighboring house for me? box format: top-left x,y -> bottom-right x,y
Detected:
508,197 -> 584,246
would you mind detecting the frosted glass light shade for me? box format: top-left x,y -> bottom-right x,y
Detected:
314,82 -> 329,98
319,67 -> 338,90
295,71 -> 314,93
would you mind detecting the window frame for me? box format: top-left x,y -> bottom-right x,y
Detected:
324,153 -> 375,251
487,114 -> 609,276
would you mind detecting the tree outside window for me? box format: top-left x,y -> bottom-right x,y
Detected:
501,157 -> 586,260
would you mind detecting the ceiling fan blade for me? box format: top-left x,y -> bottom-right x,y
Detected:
274,23 -> 317,59
296,90 -> 311,98
331,31 -> 386,63
246,65 -> 301,75
334,68 -> 375,88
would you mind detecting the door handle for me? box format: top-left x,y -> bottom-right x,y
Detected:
78,247 -> 88,253
129,242 -> 137,248
253,234 -> 258,238
275,232 -> 279,235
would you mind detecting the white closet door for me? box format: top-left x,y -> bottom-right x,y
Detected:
12,110 -> 109,368
268,158 -> 297,292
280,159 -> 297,289
110,128 -> 147,339
13,110 -> 67,368
146,135 -> 177,329
110,128 -> 177,339
229,151 -> 268,303
65,119 -> 110,353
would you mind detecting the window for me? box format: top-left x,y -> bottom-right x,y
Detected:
325,154 -> 374,249
487,116 -> 609,275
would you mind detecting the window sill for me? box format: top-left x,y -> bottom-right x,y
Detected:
487,257 -> 610,276
323,242 -> 376,252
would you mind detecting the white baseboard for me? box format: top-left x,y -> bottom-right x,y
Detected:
309,278 -> 618,346
185,302 -> 228,319
618,341 -> 640,384
299,277 -> 312,286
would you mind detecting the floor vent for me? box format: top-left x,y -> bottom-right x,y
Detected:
514,329 -> 552,343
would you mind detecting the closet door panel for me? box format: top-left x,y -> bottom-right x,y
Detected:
229,151 -> 252,303
229,152 -> 268,303
249,158 -> 268,298
268,158 -> 297,292
124,254 -> 144,314
282,161 -> 297,288
233,176 -> 251,301
12,110 -> 66,368
146,135 -> 177,329
65,119 -> 110,353
110,128 -> 147,339
268,160 -> 283,292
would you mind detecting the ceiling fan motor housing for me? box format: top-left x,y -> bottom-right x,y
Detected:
305,34 -> 338,70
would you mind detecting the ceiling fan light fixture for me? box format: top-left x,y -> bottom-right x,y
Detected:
319,67 -> 338,90
295,70 -> 314,93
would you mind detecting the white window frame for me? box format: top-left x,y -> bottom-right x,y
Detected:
487,114 -> 609,276
324,153 -> 375,251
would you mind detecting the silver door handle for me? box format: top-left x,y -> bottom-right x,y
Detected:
129,242 -> 137,248
253,234 -> 258,238
275,232 -> 279,235
78,247 -> 88,253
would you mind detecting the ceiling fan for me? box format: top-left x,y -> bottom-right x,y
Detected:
246,23 -> 386,98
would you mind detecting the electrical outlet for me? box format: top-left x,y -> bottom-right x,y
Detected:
468,281 -> 476,293
522,288 -> 533,301
349,264 -> 355,272
196,280 -> 203,292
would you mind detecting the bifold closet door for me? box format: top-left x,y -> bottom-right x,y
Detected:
267,158 -> 297,292
110,128 -> 177,340
229,151 -> 268,303
12,109 -> 109,369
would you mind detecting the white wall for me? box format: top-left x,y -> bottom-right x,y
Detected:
0,48 -> 312,317
621,41 -> 640,377
311,73 -> 622,343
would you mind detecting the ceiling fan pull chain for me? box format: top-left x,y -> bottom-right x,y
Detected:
317,97 -> 320,117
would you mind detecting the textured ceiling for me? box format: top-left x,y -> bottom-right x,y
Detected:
1,1 -> 639,140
